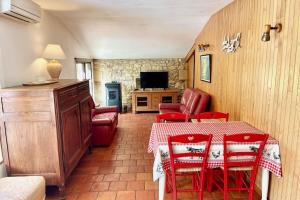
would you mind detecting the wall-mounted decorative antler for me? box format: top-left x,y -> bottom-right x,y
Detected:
222,33 -> 241,53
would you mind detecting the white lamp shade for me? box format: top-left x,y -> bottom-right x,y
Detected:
42,44 -> 66,60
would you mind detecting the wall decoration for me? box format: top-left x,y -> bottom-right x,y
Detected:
222,33 -> 241,53
198,44 -> 210,52
200,54 -> 212,83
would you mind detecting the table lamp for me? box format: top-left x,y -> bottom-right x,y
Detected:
42,44 -> 66,80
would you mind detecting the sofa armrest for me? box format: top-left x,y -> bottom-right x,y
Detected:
159,103 -> 182,110
92,106 -> 118,116
92,118 -> 113,125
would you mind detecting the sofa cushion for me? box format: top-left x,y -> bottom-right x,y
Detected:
193,90 -> 210,115
180,88 -> 193,105
185,91 -> 201,114
92,112 -> 117,125
0,176 -> 45,200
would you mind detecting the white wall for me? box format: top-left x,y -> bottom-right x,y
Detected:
0,10 -> 90,168
0,11 -> 91,88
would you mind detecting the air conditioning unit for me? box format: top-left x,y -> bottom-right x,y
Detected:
0,0 -> 41,23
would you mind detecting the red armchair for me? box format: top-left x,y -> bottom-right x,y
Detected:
159,88 -> 210,118
90,99 -> 119,146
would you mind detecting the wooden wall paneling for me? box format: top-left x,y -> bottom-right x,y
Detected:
276,0 -> 290,198
295,72 -> 300,198
290,1 -> 300,197
281,0 -> 299,199
185,0 -> 300,199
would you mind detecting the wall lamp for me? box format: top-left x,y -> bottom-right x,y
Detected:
261,23 -> 282,42
198,44 -> 210,52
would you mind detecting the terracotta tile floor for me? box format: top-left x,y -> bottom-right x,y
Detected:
46,113 -> 261,200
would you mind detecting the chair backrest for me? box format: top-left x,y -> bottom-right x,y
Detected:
168,134 -> 213,172
195,112 -> 229,122
223,133 -> 268,179
156,112 -> 189,123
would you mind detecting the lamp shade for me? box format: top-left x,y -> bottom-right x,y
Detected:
42,44 -> 66,60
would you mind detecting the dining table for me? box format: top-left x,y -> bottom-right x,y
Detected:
147,121 -> 282,200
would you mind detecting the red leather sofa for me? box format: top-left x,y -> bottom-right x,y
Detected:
90,99 -> 118,146
159,88 -> 210,118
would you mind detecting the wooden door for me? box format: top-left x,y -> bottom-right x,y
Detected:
187,52 -> 195,88
80,96 -> 92,150
61,104 -> 82,176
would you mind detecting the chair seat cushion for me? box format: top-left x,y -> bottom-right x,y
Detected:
0,176 -> 45,200
92,112 -> 117,125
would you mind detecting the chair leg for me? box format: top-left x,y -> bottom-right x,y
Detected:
207,169 -> 213,192
249,177 -> 256,200
172,190 -> 177,200
165,174 -> 170,193
198,190 -> 203,200
198,173 -> 204,200
172,175 -> 177,200
224,171 -> 228,200
249,189 -> 254,200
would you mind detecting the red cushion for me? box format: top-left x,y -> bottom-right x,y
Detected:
185,92 -> 201,114
180,88 -> 193,105
193,90 -> 210,115
92,112 -> 117,125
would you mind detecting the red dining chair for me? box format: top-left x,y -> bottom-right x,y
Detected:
156,112 -> 189,123
167,133 -> 212,200
207,133 -> 268,200
195,112 -> 229,122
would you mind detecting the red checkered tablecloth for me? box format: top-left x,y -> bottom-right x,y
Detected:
148,121 -> 282,181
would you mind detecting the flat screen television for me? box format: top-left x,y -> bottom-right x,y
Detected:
140,72 -> 168,89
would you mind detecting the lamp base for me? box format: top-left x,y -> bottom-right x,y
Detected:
47,60 -> 62,80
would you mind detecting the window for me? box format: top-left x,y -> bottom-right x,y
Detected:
75,58 -> 94,96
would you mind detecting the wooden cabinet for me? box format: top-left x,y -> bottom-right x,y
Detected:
61,104 -> 82,177
132,89 -> 179,113
0,80 -> 92,192
80,97 -> 93,151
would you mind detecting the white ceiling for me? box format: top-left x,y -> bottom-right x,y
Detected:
33,0 -> 233,59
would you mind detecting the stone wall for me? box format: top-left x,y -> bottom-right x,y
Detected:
93,58 -> 186,109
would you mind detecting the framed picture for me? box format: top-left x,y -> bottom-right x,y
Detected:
200,54 -> 212,83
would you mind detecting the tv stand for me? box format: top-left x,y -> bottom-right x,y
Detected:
132,89 -> 179,113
